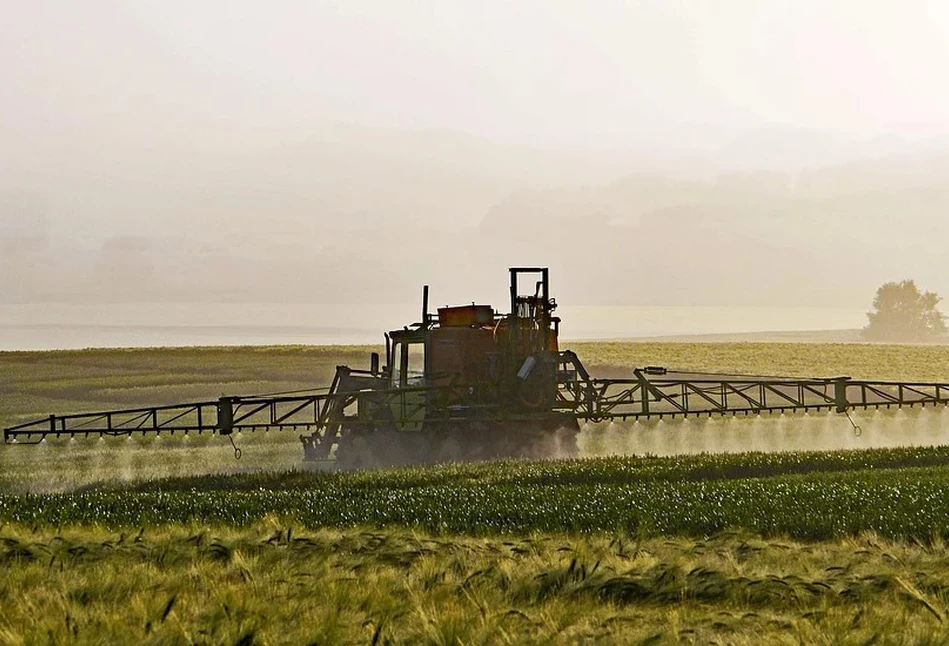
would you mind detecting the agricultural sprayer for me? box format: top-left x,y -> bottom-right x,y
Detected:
6,267 -> 949,468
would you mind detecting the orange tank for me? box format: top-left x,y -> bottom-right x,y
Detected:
437,305 -> 495,327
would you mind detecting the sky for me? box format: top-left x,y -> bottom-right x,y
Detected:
4,1 -> 949,324
5,0 -> 949,154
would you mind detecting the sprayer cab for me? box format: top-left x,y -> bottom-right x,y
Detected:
381,267 -> 561,412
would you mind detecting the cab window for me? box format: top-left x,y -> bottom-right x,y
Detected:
391,341 -> 426,387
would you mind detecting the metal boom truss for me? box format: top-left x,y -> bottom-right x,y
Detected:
6,356 -> 949,447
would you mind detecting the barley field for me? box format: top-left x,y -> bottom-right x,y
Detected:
4,523 -> 949,644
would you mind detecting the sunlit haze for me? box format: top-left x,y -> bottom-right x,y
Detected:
3,0 -> 949,346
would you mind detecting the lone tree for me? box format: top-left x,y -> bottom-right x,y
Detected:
863,280 -> 947,342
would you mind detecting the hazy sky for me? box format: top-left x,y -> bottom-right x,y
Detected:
6,1 -> 949,317
5,0 -> 949,157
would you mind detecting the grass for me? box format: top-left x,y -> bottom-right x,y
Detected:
0,345 -> 379,424
6,342 -> 949,642
568,341 -> 949,382
4,523 -> 949,644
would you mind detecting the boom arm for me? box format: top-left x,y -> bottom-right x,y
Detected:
557,373 -> 949,422
7,359 -> 949,447
2,391 -> 340,442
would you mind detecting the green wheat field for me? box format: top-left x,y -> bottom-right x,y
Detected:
5,342 -> 949,643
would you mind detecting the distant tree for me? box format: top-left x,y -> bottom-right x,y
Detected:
863,280 -> 947,342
